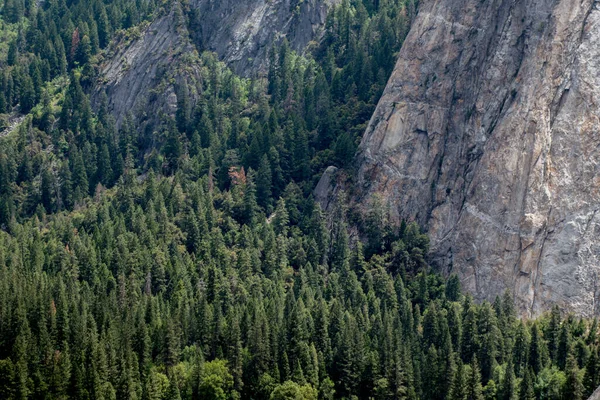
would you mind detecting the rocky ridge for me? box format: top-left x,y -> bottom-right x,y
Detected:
92,0 -> 337,129
91,4 -> 201,130
189,0 -> 339,76
355,0 -> 600,316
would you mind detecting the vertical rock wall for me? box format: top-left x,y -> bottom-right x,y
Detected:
356,0 -> 600,316
92,0 -> 338,128
91,5 -> 200,129
189,0 -> 339,76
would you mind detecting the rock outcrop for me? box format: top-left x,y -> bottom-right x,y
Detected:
314,166 -> 339,211
91,4 -> 202,130
356,0 -> 600,316
589,385 -> 600,400
92,0 -> 337,129
189,0 -> 338,76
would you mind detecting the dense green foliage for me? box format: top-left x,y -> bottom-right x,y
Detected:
0,173 -> 598,400
0,0 -> 415,225
1,0 -> 599,400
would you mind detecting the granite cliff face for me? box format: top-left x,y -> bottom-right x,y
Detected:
92,0 -> 337,128
91,5 -> 201,130
189,0 -> 338,76
356,0 -> 600,316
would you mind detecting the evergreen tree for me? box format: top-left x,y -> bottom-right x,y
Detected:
547,305 -> 561,363
41,168 -> 56,213
466,357 -> 484,400
462,304 -> 479,363
564,354 -> 584,400
529,323 -> 546,375
164,122 -> 182,175
20,74 -> 36,113
256,155 -> 273,210
242,169 -> 259,225
498,360 -> 517,400
7,41 -> 18,66
446,274 -> 462,302
519,368 -> 535,400
584,346 -> 600,397
448,359 -> 467,400
0,3 -> 599,400
71,148 -> 89,202
557,322 -> 571,371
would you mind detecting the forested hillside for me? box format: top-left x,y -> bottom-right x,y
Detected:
0,0 -> 598,399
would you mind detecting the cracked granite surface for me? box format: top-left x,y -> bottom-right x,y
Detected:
189,0 -> 339,76
355,0 -> 600,316
92,0 -> 337,128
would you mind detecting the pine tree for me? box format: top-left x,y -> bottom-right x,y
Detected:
482,379 -> 497,400
227,311 -> 244,394
256,155 -> 273,210
466,357 -> 484,400
513,321 -> 529,377
519,368 -> 535,400
462,304 -> 479,363
7,41 -> 18,66
20,73 -> 36,113
97,6 -> 111,48
59,161 -> 73,210
564,354 -> 584,400
164,122 -> 182,175
557,322 -> 571,370
41,168 -> 55,213
76,35 -> 92,65
273,197 -> 290,235
584,346 -> 600,397
242,169 -> 259,225
291,127 -> 310,182
0,358 -> 15,399
529,323 -> 546,375
71,147 -> 89,202
498,360 -> 517,400
448,359 -> 467,400
3,0 -> 24,23
96,143 -> 113,187
589,319 -> 599,345
548,305 -> 561,363
446,274 -> 462,302
165,377 -> 181,400
164,321 -> 180,368
0,90 -> 6,114
176,82 -> 190,134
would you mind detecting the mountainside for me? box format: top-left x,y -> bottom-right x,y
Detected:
189,0 -> 339,76
91,4 -> 201,129
91,0 -> 338,130
356,0 -> 600,316
5,1 -> 600,399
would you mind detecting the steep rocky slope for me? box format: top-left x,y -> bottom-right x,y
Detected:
91,4 -> 201,130
355,0 -> 600,316
92,0 -> 337,129
189,0 -> 338,76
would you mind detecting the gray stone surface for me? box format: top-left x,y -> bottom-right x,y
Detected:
91,5 -> 201,129
589,385 -> 600,400
356,0 -> 600,316
189,0 -> 338,76
314,166 -> 339,211
92,1 -> 337,128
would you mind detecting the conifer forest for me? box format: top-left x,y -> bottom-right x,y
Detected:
0,1 -> 598,399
